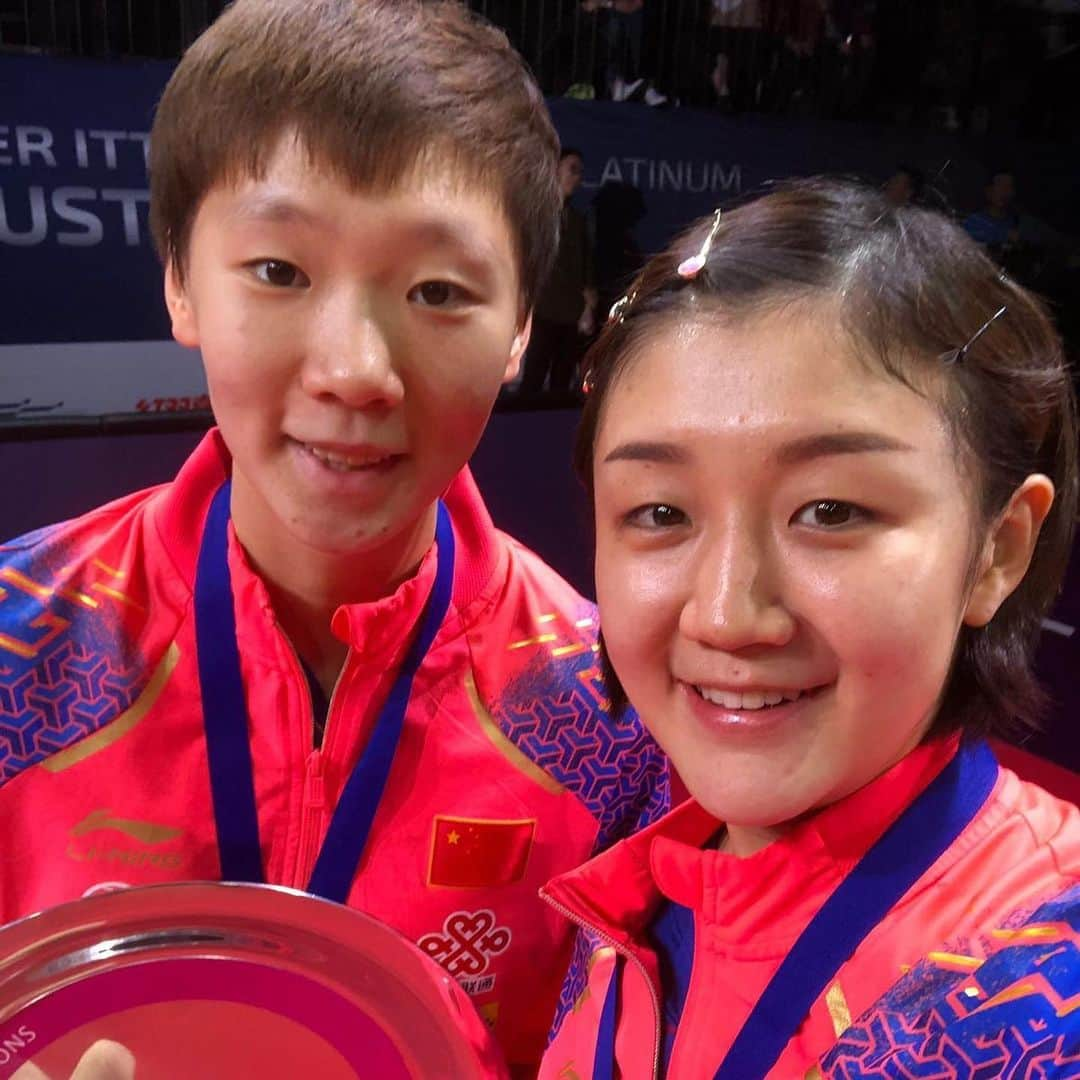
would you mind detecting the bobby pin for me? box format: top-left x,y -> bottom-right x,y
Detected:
946,305 -> 1007,365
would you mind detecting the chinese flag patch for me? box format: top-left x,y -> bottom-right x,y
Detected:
428,815 -> 535,889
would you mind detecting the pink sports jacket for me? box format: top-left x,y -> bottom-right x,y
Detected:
540,737 -> 1080,1078
0,430 -> 669,1071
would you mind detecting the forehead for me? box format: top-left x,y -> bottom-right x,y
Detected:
597,307 -> 952,458
196,132 -> 519,259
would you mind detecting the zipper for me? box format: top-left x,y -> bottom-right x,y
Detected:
539,886 -> 663,1080
295,749 -> 326,888
320,647 -> 352,756
293,646 -> 355,886
271,620 -> 326,886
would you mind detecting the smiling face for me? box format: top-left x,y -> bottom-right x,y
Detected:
165,134 -> 529,579
593,307 -> 1006,845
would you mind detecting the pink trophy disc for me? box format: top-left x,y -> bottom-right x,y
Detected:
0,882 -> 506,1079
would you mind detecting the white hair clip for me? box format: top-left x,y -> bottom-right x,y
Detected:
676,208 -> 723,279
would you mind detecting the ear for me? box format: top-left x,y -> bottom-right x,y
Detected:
963,474 -> 1056,627
503,310 -> 533,384
164,261 -> 200,348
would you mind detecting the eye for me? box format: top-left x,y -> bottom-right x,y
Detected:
409,280 -> 469,308
625,503 -> 689,530
249,259 -> 309,288
791,500 -> 868,529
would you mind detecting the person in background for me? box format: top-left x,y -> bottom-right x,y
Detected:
709,0 -> 768,111
520,148 -> 598,402
964,169 -> 1021,262
581,0 -> 667,104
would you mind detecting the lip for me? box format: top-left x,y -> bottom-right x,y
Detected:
679,680 -> 831,738
287,436 -> 407,497
294,437 -> 405,462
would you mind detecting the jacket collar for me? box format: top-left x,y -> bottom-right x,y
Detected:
543,736 -> 963,948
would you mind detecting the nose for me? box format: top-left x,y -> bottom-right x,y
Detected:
678,519 -> 796,653
300,291 -> 404,410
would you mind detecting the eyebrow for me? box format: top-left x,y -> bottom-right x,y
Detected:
602,441 -> 689,466
602,431 -> 915,467
774,431 -> 916,465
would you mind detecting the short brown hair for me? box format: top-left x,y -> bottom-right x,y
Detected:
149,0 -> 561,307
577,178 -> 1078,737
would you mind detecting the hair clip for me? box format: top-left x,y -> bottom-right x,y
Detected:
948,304 -> 1007,364
582,368 -> 596,395
607,207 -> 724,326
607,288 -> 638,325
677,208 -> 723,279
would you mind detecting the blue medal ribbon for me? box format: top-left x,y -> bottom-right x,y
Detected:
592,738 -> 999,1080
195,480 -> 455,903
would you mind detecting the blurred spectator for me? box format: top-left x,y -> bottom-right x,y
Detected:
883,164 -> 926,206
961,169 -> 1079,302
919,0 -> 978,131
580,0 -> 667,104
708,0 -> 772,111
519,149 -> 597,402
768,0 -> 831,115
963,170 -> 1021,262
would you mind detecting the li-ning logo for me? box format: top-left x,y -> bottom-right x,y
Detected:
66,809 -> 186,869
71,809 -> 183,844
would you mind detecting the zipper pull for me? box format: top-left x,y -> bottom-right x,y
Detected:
303,751 -> 326,811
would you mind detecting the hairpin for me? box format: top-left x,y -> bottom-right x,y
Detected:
606,208 -> 724,327
676,208 -> 723,279
582,368 -> 596,395
607,289 -> 638,325
947,304 -> 1008,364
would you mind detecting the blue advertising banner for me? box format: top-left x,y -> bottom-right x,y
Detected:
1,53 -> 1076,420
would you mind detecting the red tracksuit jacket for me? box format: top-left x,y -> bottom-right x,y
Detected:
0,430 -> 670,1071
540,737 -> 1080,1078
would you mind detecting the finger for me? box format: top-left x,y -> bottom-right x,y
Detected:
11,1063 -> 51,1080
70,1041 -> 135,1080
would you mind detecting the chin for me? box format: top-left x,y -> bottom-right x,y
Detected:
282,516 -> 380,556
687,780 -> 815,830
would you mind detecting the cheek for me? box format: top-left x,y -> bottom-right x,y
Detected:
201,308 -> 292,401
595,535 -> 680,691
409,325 -> 515,410
805,538 -> 969,695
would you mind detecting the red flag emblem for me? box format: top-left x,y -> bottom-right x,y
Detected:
428,816 -> 535,889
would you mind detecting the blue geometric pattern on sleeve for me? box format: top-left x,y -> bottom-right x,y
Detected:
548,924 -> 601,1042
821,883 -> 1080,1077
493,624 -> 670,851
0,531 -> 146,786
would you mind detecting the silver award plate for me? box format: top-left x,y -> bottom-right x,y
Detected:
0,882 -> 505,1079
